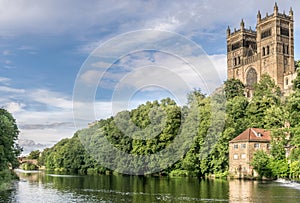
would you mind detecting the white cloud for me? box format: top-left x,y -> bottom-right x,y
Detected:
79,70 -> 103,86
28,89 -> 73,110
0,85 -> 25,93
209,54 -> 227,82
4,102 -> 25,113
0,85 -> 115,146
0,77 -> 10,85
0,1 -> 297,37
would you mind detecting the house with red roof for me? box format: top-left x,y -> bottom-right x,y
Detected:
229,128 -> 271,178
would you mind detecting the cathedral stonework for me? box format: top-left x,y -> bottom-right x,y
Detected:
227,3 -> 296,97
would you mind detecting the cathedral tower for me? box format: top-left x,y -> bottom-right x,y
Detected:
227,3 -> 296,97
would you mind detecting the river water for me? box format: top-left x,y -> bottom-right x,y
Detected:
0,170 -> 300,203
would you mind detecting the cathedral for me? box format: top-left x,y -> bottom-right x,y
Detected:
227,3 -> 296,97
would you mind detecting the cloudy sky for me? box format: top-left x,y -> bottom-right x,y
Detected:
0,0 -> 299,152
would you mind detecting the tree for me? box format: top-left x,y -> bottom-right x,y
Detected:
0,108 -> 22,170
251,150 -> 272,178
27,150 -> 40,159
295,60 -> 300,69
292,68 -> 300,91
246,74 -> 282,128
253,74 -> 281,101
224,79 -> 245,100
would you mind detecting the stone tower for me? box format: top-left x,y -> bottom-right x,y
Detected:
227,3 -> 296,97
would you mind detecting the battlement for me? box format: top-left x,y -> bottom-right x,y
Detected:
227,3 -> 293,38
228,28 -> 256,37
259,11 -> 293,23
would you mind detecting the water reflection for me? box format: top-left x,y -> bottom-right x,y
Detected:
229,180 -> 257,202
1,171 -> 299,203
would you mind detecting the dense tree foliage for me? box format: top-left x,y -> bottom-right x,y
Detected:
39,73 -> 300,179
295,60 -> 300,69
27,150 -> 40,159
224,79 -> 245,99
0,108 -> 22,189
0,108 -> 22,169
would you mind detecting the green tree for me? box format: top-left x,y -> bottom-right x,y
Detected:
224,79 -> 245,100
269,158 -> 289,178
251,150 -> 272,178
292,68 -> 300,91
225,96 -> 249,135
0,108 -> 22,170
290,160 -> 300,179
0,108 -> 22,190
27,150 -> 40,159
295,60 -> 300,69
246,74 -> 282,128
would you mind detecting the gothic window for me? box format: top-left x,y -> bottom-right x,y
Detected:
261,29 -> 272,39
246,68 -> 257,87
232,42 -> 241,51
267,46 -> 270,55
238,56 -> 241,65
280,27 -> 289,36
262,47 -> 265,56
234,58 -> 237,66
286,78 -> 289,85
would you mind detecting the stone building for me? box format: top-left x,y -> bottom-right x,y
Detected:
228,128 -> 271,178
227,3 -> 296,97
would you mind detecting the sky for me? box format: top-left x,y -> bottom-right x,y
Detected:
0,0 -> 299,154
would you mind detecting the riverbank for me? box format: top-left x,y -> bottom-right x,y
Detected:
0,169 -> 19,191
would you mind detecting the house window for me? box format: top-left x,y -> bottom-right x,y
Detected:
286,78 -> 289,85
267,144 -> 271,149
241,144 -> 246,149
241,153 -> 246,159
254,143 -> 260,148
234,144 -> 238,149
233,154 -> 239,160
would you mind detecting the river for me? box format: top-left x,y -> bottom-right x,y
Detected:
0,170 -> 300,202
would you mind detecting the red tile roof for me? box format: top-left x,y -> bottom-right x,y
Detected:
229,128 -> 271,143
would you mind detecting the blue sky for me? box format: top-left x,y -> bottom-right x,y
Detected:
0,0 -> 299,153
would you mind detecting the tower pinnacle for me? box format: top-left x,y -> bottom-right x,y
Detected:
274,2 -> 278,16
257,10 -> 261,23
240,19 -> 245,31
289,7 -> 293,18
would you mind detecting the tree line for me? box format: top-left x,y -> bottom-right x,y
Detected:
38,71 -> 300,178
